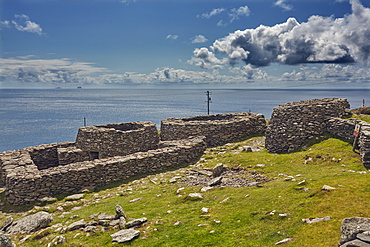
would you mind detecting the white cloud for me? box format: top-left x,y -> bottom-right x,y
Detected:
229,6 -> 251,23
12,14 -> 44,35
274,0 -> 293,11
1,14 -> 44,35
198,8 -> 225,19
166,34 -> 178,40
120,0 -> 137,4
198,5 -> 250,26
192,35 -> 208,44
191,0 -> 370,71
0,57 -> 107,85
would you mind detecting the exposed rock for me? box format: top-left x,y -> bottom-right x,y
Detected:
169,176 -> 182,183
212,163 -> 225,177
340,217 -> 370,245
129,197 -> 142,203
119,217 -> 126,230
208,176 -> 223,186
65,193 -> 84,201
275,238 -> 293,245
322,185 -> 336,191
97,213 -> 116,220
0,234 -> 15,247
115,205 -> 127,219
339,239 -> 370,247
110,229 -> 140,243
357,233 -> 370,243
187,193 -> 204,200
47,235 -> 67,246
0,217 -> 13,232
6,211 -> 53,235
201,207 -> 210,214
39,197 -> 57,202
126,217 -> 147,228
200,186 -> 213,192
67,219 -> 86,231
302,216 -> 331,224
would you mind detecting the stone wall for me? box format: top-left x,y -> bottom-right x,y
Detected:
160,112 -> 266,147
265,98 -> 350,153
75,122 -> 159,159
2,137 -> 205,205
359,122 -> 370,169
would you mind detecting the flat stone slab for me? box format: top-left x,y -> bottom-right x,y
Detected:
110,229 -> 140,243
6,211 -> 53,235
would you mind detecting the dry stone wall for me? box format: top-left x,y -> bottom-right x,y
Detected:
266,98 -> 350,153
76,122 -> 159,159
160,112 -> 266,147
2,137 -> 205,205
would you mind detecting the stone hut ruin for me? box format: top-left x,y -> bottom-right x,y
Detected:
161,112 -> 266,147
265,98 -> 370,168
0,112 -> 266,205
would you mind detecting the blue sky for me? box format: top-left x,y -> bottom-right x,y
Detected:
1,0 -> 370,88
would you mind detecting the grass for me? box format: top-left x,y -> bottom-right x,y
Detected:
3,132 -> 370,247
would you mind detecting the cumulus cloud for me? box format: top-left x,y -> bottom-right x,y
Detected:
166,34 -> 178,40
192,35 -> 208,44
191,0 -> 370,70
274,0 -> 293,11
12,14 -> 43,35
6,14 -> 44,35
0,57 -> 107,84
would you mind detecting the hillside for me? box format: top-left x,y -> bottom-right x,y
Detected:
2,129 -> 369,247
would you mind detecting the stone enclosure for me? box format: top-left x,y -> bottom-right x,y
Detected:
1,98 -> 370,205
0,113 -> 266,205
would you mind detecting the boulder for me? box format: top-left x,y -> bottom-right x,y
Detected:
340,217 -> 370,245
110,229 -> 140,243
0,234 -> 15,247
212,163 -> 225,177
6,211 -> 53,235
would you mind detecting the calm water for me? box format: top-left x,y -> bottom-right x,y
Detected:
0,88 -> 369,152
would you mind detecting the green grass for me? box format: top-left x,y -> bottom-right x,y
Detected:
4,134 -> 370,247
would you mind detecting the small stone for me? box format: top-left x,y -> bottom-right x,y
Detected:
65,194 -> 84,201
212,163 -> 225,177
110,229 -> 140,243
208,176 -> 223,186
176,187 -> 185,194
67,219 -> 86,231
256,164 -> 266,167
169,176 -> 182,183
187,193 -> 204,200
115,205 -> 127,219
119,217 -> 126,230
275,238 -> 293,245
219,197 -> 229,203
129,197 -> 142,203
201,186 -> 213,192
201,207 -> 210,214
173,221 -> 180,226
322,185 -> 336,191
302,216 -> 331,224
126,217 -> 147,228
98,213 -> 116,220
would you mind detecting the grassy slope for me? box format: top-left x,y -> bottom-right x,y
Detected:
8,132 -> 369,247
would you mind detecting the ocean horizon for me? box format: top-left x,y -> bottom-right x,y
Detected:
1,88 -> 369,153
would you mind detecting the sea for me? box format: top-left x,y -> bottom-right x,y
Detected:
0,88 -> 369,152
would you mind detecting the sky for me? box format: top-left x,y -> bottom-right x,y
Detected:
1,0 -> 370,89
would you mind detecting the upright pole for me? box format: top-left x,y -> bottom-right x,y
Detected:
84,117 -> 86,127
206,91 -> 212,115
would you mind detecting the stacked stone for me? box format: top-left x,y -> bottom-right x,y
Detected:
339,217 -> 370,246
266,98 -> 350,153
4,136 -> 206,205
75,122 -> 159,159
359,122 -> 370,169
160,112 -> 266,147
326,118 -> 358,141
